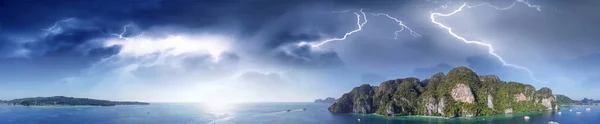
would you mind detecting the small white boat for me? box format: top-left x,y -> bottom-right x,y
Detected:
548,121 -> 559,124
586,108 -> 591,111
576,112 -> 582,114
357,118 -> 361,121
523,116 -> 530,120
557,112 -> 562,115
569,109 -> 572,112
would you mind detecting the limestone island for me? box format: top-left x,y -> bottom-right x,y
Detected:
329,66 -> 558,117
315,97 -> 337,104
0,96 -> 149,106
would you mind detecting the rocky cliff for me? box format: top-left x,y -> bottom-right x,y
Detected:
328,66 -> 557,117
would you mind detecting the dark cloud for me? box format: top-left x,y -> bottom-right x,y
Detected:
466,55 -> 503,75
23,28 -> 114,57
463,55 -> 534,82
565,53 -> 600,71
0,19 -> 124,84
412,63 -> 454,79
87,45 -> 122,58
273,45 -> 344,68
1,0 -> 367,70
1,0 -> 600,100
560,53 -> 600,87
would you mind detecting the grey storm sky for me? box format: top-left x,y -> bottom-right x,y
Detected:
0,0 -> 599,102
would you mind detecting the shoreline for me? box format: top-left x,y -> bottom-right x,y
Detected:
347,110 -> 552,121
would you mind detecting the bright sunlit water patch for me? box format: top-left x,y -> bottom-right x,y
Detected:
202,102 -> 237,124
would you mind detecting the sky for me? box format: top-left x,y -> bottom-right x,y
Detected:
1,0 -> 599,103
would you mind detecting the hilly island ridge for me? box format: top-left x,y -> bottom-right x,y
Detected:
329,66 -> 558,117
0,96 -> 149,106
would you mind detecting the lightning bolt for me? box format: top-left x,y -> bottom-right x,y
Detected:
110,24 -> 145,41
466,0 -> 541,11
44,18 -> 75,32
430,1 -> 545,83
305,9 -> 420,47
112,24 -> 134,40
369,13 -> 420,39
305,9 -> 367,48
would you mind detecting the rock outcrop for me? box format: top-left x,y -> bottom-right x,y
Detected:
504,108 -> 513,114
516,93 -> 527,101
487,95 -> 494,109
329,66 -> 557,117
451,83 -> 475,103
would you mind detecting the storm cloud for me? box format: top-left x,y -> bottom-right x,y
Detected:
1,0 -> 600,101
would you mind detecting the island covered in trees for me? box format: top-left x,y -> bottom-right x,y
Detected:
0,96 -> 149,106
314,97 -> 337,104
329,66 -> 558,117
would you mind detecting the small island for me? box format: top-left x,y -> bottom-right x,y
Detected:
329,66 -> 558,117
0,96 -> 149,106
314,97 -> 337,104
556,95 -> 600,106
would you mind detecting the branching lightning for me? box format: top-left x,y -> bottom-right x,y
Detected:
305,9 -> 420,48
44,18 -> 142,41
111,24 -> 145,41
38,0 -> 546,84
306,9 -> 368,48
112,24 -> 133,40
44,18 -> 75,32
430,0 -> 545,83
369,13 -> 421,39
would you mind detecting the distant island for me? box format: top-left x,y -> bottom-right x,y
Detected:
329,66 -> 558,117
0,96 -> 149,106
556,94 -> 600,106
314,97 -> 336,103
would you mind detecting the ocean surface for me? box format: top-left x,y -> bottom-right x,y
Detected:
0,103 -> 598,124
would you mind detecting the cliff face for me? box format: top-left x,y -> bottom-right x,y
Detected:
328,66 -> 557,117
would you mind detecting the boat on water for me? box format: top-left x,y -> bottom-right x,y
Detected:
523,116 -> 530,120
302,108 -> 307,110
557,112 -> 562,115
286,110 -> 291,112
548,121 -> 559,124
586,108 -> 591,111
576,112 -> 582,114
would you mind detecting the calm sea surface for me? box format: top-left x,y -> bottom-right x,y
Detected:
0,103 -> 598,124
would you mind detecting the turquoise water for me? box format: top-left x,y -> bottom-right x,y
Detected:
0,103 -> 598,124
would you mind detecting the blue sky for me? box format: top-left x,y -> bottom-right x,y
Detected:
1,0 -> 599,102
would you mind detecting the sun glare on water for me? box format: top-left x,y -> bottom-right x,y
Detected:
202,101 -> 237,124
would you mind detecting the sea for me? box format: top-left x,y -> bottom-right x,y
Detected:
0,103 -> 598,124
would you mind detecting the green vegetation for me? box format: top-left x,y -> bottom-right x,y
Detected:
555,94 -> 581,105
329,66 -> 559,117
0,96 -> 149,106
